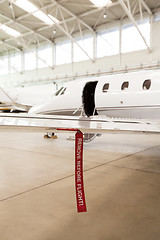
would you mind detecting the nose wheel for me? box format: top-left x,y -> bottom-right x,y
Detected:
44,132 -> 58,139
67,133 -> 101,142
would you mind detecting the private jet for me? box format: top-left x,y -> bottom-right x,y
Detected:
0,69 -> 160,142
29,69 -> 160,120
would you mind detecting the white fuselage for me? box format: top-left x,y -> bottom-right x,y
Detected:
29,69 -> 160,120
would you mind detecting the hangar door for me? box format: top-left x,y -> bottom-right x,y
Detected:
82,81 -> 98,117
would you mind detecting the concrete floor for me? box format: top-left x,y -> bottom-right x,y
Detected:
0,131 -> 160,240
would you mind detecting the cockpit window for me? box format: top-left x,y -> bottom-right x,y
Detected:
60,87 -> 66,95
143,79 -> 151,90
121,81 -> 129,90
102,83 -> 109,92
55,87 -> 63,96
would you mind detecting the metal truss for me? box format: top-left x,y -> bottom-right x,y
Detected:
0,40 -> 20,51
0,3 -> 55,69
154,2 -> 160,10
0,0 -> 120,61
37,0 -> 96,61
0,0 -> 153,61
0,0 -> 96,61
0,4 -> 55,43
140,0 -> 152,15
118,0 -> 151,52
34,0 -> 119,60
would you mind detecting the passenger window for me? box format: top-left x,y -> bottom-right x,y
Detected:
121,81 -> 129,90
143,79 -> 151,90
102,83 -> 109,92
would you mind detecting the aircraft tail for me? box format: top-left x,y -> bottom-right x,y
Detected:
0,87 -> 31,112
0,87 -> 15,104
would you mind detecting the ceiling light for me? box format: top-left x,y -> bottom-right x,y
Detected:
53,29 -> 56,34
9,3 -> 13,8
103,13 -> 107,18
11,0 -> 59,25
0,24 -> 21,37
33,11 -> 53,25
90,0 -> 111,7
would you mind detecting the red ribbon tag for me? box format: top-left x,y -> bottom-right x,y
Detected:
75,131 -> 87,213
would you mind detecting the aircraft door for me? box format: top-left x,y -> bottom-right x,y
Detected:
82,81 -> 98,117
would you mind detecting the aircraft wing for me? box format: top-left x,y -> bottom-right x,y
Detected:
0,113 -> 160,134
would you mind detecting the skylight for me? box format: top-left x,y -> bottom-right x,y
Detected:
0,24 -> 21,37
12,0 -> 37,12
90,0 -> 112,7
48,14 -> 59,24
11,0 -> 59,25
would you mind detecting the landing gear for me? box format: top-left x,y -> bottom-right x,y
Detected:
67,133 -> 102,142
83,133 -> 101,143
44,132 -> 58,139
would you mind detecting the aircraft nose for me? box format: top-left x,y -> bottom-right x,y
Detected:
28,101 -> 51,114
28,106 -> 39,114
28,103 -> 46,114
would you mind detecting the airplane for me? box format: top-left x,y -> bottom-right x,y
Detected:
0,69 -> 160,142
20,68 -> 160,141
28,69 -> 160,120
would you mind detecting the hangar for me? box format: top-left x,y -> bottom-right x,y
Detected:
0,0 -> 160,239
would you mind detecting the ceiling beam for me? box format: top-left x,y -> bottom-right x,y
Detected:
16,2 -> 57,20
60,2 -> 94,8
120,0 -> 138,20
20,4 -> 94,61
139,0 -> 152,15
16,1 -> 95,61
0,0 -> 95,52
0,0 -> 120,61
80,1 -> 120,18
0,12 -> 53,45
93,10 -> 104,29
37,2 -> 119,33
50,0 -> 94,32
48,14 -> 94,62
118,0 -> 150,52
0,40 -> 21,51
0,0 -> 6,4
154,3 -> 160,10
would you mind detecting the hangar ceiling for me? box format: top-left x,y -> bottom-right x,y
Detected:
0,0 -> 159,55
